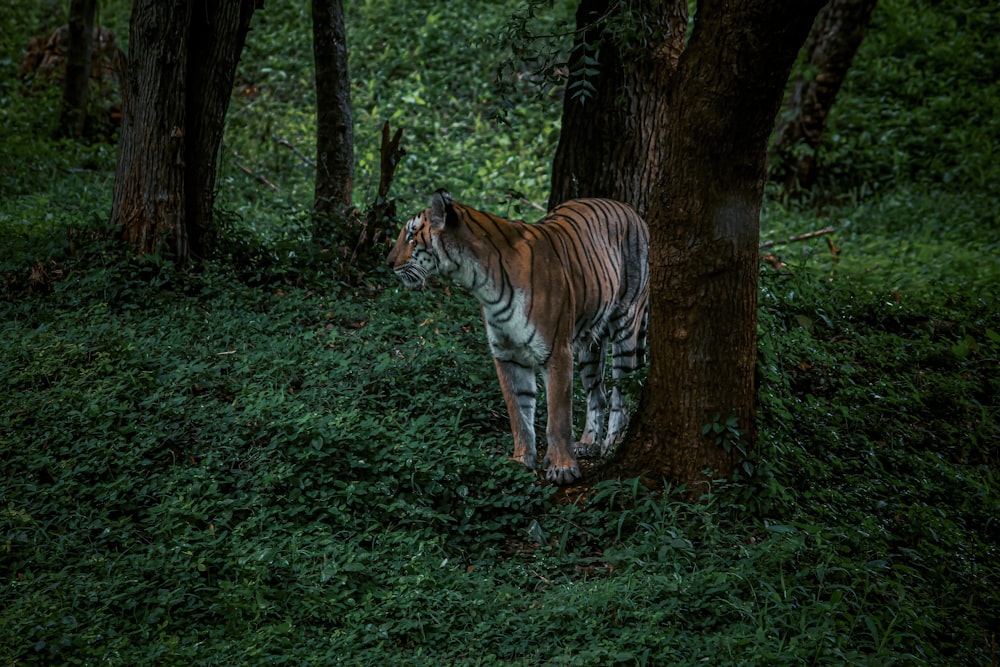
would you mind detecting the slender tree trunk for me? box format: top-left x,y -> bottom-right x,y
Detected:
312,0 -> 354,217
771,0 -> 878,190
110,0 -> 259,262
616,0 -> 827,496
547,0 -> 686,216
58,0 -> 98,139
185,0 -> 260,259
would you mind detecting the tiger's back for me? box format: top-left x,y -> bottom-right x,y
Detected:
387,190 -> 649,484
512,198 -> 649,360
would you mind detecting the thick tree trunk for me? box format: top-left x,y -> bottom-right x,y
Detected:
312,0 -> 354,217
58,0 -> 97,139
771,0 -> 878,190
111,0 -> 190,258
616,0 -> 827,496
110,0 -> 259,262
547,0 -> 686,216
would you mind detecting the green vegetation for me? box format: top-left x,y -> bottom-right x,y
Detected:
1,0 -> 997,664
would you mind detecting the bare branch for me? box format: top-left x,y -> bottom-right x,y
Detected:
277,138 -> 317,168
759,226 -> 835,249
232,152 -> 277,190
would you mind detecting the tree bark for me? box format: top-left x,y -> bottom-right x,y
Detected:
771,0 -> 878,190
612,0 -> 827,497
111,0 -> 190,258
551,0 -> 826,494
547,0 -> 686,216
186,0 -> 260,259
58,0 -> 97,139
110,0 -> 259,262
360,120 -> 404,251
312,0 -> 354,217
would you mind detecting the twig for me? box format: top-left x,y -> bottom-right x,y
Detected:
519,198 -> 546,212
487,192 -> 546,215
759,226 -> 835,249
527,567 -> 552,585
277,138 -> 316,168
232,153 -> 277,190
494,191 -> 546,212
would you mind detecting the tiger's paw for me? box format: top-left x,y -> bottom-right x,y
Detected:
513,452 -> 537,470
600,431 -> 626,459
544,461 -> 581,485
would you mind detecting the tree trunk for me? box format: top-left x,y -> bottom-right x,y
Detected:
614,0 -> 827,497
312,0 -> 354,217
186,0 -> 260,259
357,120 -> 404,255
58,0 -> 97,139
111,0 -> 190,258
110,0 -> 259,262
771,0 -> 878,190
547,0 -> 686,216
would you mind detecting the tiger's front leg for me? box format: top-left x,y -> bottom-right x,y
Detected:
492,357 -> 538,470
542,345 -> 581,485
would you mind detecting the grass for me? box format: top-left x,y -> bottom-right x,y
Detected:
1,0 -> 998,664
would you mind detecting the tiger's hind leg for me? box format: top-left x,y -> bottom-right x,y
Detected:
573,337 -> 607,459
604,303 -> 647,457
492,357 -> 538,470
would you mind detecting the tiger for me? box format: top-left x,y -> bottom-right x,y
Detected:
386,189 -> 649,484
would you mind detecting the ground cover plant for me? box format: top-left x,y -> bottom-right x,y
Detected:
1,0 -> 998,664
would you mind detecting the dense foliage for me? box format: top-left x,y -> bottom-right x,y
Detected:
1,0 -> 997,664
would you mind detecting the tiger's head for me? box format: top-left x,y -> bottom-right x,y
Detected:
386,189 -> 458,289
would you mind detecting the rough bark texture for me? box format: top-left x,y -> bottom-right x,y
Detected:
58,0 -> 97,138
611,0 -> 827,497
186,0 -> 259,259
771,0 -> 878,190
547,0 -> 686,216
312,0 -> 355,216
111,0 -> 190,258
110,0 -> 259,262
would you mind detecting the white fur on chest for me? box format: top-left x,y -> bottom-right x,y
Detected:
451,259 -> 550,366
481,288 -> 550,366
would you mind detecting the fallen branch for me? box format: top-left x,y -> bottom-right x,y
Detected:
277,138 -> 316,168
759,226 -> 835,249
519,198 -> 546,212
232,152 -> 277,190
491,190 -> 546,213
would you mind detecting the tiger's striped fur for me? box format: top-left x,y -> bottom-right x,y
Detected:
386,190 -> 649,484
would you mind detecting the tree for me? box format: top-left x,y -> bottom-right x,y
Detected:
549,0 -> 827,495
771,0 -> 878,191
312,0 -> 354,217
110,0 -> 260,262
311,2 -> 404,280
58,0 -> 97,139
547,0 -> 686,215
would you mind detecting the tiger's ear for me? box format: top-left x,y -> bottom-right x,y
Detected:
430,189 -> 457,229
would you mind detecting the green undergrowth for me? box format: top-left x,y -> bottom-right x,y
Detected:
2,0 -> 998,664
1,203 -> 997,664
